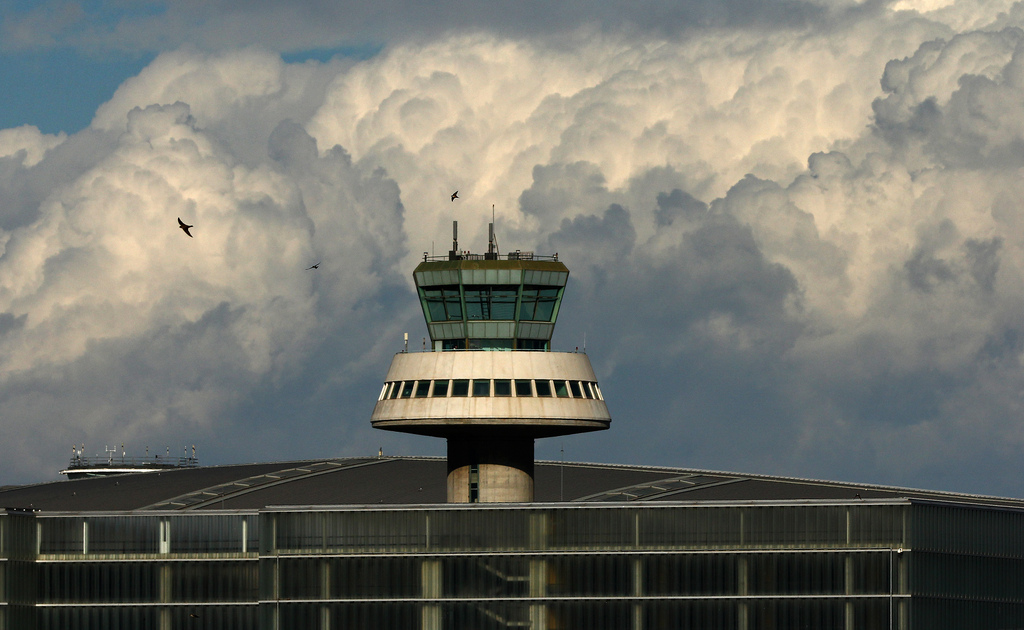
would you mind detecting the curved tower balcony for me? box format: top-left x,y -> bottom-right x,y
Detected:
371,222 -> 611,502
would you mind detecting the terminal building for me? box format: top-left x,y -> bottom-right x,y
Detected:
3,223 -> 1024,630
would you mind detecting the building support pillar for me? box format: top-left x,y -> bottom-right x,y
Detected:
159,518 -> 171,630
529,560 -> 548,630
421,559 -> 442,630
845,554 -> 854,630
159,563 -> 171,630
320,559 -> 331,630
738,556 -> 749,630
632,557 -> 643,630
529,512 -> 549,630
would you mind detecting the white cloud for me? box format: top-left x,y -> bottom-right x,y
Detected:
0,125 -> 66,167
5,5 -> 1024,497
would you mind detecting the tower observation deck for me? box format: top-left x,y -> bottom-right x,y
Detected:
371,222 -> 611,502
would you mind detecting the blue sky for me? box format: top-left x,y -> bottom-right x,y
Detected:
0,50 -> 152,133
5,0 -> 1024,499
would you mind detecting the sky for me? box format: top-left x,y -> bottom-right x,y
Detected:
4,0 -> 1024,497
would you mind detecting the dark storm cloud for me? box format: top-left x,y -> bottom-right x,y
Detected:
655,189 -> 708,227
539,188 -> 804,473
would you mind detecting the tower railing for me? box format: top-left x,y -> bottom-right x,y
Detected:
64,455 -> 199,469
421,251 -> 559,262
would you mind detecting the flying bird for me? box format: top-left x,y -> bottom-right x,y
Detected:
451,191 -> 459,201
306,262 -> 320,270
177,218 -> 193,237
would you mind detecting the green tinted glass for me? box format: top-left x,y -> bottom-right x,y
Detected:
472,379 -> 491,397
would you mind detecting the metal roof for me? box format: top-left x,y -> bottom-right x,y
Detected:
3,456 -> 1023,512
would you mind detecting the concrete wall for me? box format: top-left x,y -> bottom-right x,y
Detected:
370,351 -> 611,436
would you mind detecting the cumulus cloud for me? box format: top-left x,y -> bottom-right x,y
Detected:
5,2 -> 1024,498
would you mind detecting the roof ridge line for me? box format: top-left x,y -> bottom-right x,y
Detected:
139,458 -> 387,510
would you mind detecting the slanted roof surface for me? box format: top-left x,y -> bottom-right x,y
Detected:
2,456 -> 1022,512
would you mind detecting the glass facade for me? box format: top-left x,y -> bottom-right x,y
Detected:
378,379 -> 604,402
3,500 -> 1024,629
421,286 -> 562,326
414,260 -> 568,348
260,503 -> 909,630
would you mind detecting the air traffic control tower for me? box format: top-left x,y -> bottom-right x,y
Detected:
371,222 -> 611,502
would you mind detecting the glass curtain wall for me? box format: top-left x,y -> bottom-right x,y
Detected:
30,512 -> 258,630
1,512 -> 37,630
260,502 -> 912,630
7,501 -> 1024,629
909,503 -> 1024,629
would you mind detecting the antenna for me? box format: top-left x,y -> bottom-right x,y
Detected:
450,221 -> 459,260
491,205 -> 500,257
487,205 -> 500,260
404,332 -> 409,353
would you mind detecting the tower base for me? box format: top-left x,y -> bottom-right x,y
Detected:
447,437 -> 534,503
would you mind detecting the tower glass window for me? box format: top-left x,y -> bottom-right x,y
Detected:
469,338 -> 514,351
535,380 -> 553,397
415,381 -> 430,397
432,380 -> 449,397
515,380 -> 533,397
516,339 -> 548,350
520,286 -> 560,321
555,381 -> 569,398
464,286 -> 518,320
451,380 -> 470,397
494,380 -> 512,396
472,379 -> 491,397
570,381 -> 584,398
422,286 -> 463,322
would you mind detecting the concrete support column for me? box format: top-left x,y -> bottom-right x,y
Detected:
895,550 -> 908,630
845,554 -> 854,630
159,518 -> 171,630
738,556 -> 749,630
529,512 -> 549,630
632,558 -> 643,630
529,560 -> 548,630
447,437 -> 534,503
320,559 -> 331,630
159,564 -> 171,630
421,559 -> 442,630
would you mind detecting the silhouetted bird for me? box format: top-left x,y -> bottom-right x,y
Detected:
451,191 -> 459,201
178,218 -> 193,237
306,262 -> 320,270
